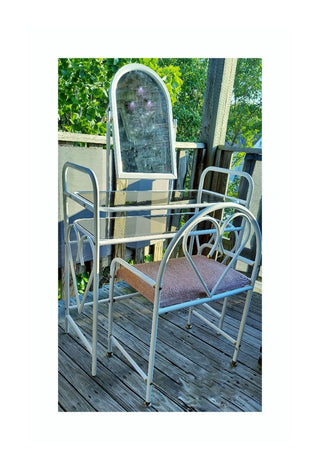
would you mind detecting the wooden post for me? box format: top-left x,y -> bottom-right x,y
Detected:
114,178 -> 128,260
198,58 -> 237,189
134,247 -> 145,264
153,241 -> 164,261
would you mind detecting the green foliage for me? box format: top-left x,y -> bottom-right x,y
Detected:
58,58 -> 110,135
76,272 -> 89,294
57,272 -> 89,299
226,58 -> 262,147
58,58 -> 183,136
227,175 -> 241,199
126,253 -> 153,265
144,253 -> 153,263
157,58 -> 209,141
138,58 -> 183,105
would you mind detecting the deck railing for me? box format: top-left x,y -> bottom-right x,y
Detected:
58,131 -> 206,192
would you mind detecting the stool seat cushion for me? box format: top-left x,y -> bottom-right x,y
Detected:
117,255 -> 251,308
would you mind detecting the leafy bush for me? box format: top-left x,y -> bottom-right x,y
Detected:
58,58 -> 183,137
226,58 -> 262,147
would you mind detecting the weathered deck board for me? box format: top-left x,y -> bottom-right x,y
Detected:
59,330 -> 153,412
59,325 -> 186,412
58,282 -> 262,412
108,297 -> 262,411
58,372 -> 96,412
59,346 -> 127,412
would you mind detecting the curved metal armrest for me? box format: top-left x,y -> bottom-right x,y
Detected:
62,161 -> 99,200
197,165 -> 254,208
111,257 -> 157,289
62,161 -> 100,240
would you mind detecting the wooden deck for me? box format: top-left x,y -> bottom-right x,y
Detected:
58,282 -> 262,412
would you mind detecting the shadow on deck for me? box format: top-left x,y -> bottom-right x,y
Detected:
58,282 -> 262,412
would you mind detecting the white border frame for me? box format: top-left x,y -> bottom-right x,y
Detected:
109,63 -> 177,180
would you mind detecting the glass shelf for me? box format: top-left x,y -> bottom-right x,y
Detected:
72,189 -> 234,213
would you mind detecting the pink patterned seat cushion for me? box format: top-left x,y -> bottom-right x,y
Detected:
117,255 -> 251,308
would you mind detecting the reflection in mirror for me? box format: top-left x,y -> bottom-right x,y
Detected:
115,70 -> 173,175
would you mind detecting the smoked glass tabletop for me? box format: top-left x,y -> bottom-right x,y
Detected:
72,189 -> 239,242
75,189 -> 231,211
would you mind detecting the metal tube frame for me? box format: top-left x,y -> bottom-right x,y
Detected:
63,162 -> 100,375
197,166 -> 254,209
60,65 -> 260,402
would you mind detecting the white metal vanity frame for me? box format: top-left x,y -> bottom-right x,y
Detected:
61,63 -> 255,377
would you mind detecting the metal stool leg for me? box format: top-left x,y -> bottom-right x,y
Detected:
145,305 -> 160,406
107,267 -> 116,356
91,243 -> 100,376
232,290 -> 253,365
218,297 -> 228,331
186,307 -> 193,329
64,242 -> 70,334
